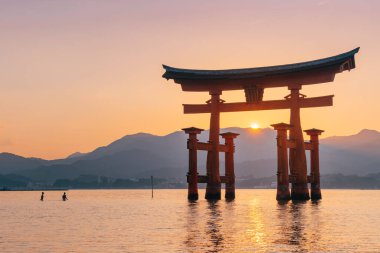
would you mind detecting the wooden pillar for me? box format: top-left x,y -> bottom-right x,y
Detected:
271,123 -> 291,201
220,132 -> 239,200
304,128 -> 324,200
205,90 -> 222,200
182,127 -> 203,200
288,85 -> 310,200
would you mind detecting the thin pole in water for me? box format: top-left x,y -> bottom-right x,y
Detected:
151,176 -> 154,198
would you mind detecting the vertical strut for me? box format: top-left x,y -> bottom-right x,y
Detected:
221,132 -> 239,200
183,127 -> 203,200
205,91 -> 222,200
288,85 -> 310,200
272,123 -> 291,201
305,129 -> 324,200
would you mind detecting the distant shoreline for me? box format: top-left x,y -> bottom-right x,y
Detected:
1,187 -> 379,191
0,187 -> 68,191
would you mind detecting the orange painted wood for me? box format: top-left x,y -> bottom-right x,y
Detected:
205,92 -> 222,200
305,129 -> 324,200
219,144 -> 229,153
221,133 -> 238,199
196,142 -> 212,151
286,140 -> 296,149
195,142 -> 229,152
182,128 -> 203,200
288,87 -> 310,200
271,123 -> 291,201
304,142 -> 314,150
183,95 -> 333,114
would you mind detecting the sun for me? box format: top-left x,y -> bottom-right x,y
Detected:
250,122 -> 260,129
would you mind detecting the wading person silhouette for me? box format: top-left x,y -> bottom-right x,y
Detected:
62,192 -> 68,201
40,192 -> 44,201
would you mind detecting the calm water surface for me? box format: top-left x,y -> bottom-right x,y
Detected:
0,189 -> 379,252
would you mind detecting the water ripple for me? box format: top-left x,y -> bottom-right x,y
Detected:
0,189 -> 380,252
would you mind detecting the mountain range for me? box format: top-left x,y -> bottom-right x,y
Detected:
1,128 -> 380,183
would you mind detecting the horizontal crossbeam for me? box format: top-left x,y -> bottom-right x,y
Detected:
183,95 -> 333,114
304,142 -> 314,150
285,140 -> 314,150
193,142 -> 230,152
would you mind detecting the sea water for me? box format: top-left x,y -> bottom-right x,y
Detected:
0,189 -> 379,252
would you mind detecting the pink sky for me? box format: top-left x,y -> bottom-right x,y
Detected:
0,1 -> 379,159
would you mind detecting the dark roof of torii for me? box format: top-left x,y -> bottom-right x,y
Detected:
163,48 -> 359,80
162,48 -> 360,92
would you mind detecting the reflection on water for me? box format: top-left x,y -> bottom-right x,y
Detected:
289,202 -> 306,247
185,201 -> 226,252
246,198 -> 268,251
205,201 -> 224,252
182,191 -> 380,253
184,201 -> 200,251
1,189 -> 380,252
184,198 -> 323,253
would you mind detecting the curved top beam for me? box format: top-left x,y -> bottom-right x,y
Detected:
163,48 -> 359,80
162,48 -> 360,92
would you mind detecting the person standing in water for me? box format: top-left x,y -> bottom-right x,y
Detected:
40,192 -> 44,201
62,192 -> 68,201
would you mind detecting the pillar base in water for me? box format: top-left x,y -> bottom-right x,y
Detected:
311,186 -> 322,200
276,186 -> 291,201
291,184 -> 310,200
188,193 -> 199,201
205,184 -> 221,200
311,192 -> 322,200
225,191 -> 235,200
205,192 -> 221,200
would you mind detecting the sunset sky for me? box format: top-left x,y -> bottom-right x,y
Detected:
0,1 -> 379,159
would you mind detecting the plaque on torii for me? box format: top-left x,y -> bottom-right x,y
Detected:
163,47 -> 359,201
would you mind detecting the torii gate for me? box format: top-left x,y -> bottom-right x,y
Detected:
163,47 -> 359,201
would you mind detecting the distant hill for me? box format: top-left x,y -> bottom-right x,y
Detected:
0,153 -> 50,174
65,152 -> 87,159
1,128 -> 380,182
320,129 -> 380,175
18,149 -> 168,182
321,129 -> 380,156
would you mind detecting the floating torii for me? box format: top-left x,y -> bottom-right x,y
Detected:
163,47 -> 359,201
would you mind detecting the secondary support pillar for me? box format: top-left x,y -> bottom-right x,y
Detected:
220,132 -> 239,200
288,85 -> 310,200
205,90 -> 222,200
304,128 -> 324,200
271,123 -> 292,201
183,127 -> 203,200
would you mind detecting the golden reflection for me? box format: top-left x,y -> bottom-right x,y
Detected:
245,199 -> 269,251
222,199 -> 237,249
183,195 -> 325,252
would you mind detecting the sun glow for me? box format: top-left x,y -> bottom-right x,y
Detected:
250,123 -> 260,129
